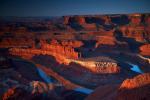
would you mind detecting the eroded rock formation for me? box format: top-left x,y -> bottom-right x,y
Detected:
67,57 -> 120,74
117,73 -> 150,100
2,87 -> 30,100
139,44 -> 150,56
95,36 -> 129,52
86,73 -> 150,100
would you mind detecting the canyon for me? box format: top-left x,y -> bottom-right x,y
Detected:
0,13 -> 150,100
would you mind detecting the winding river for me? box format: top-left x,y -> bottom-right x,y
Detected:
37,61 -> 144,95
37,67 -> 93,94
11,57 -> 93,94
126,62 -> 143,74
12,57 -> 143,95
37,68 -> 53,84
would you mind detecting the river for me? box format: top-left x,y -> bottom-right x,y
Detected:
37,67 -> 93,94
11,57 -> 93,94
126,62 -> 143,74
37,68 -> 53,84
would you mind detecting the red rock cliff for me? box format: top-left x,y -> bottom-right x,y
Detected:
139,44 -> 150,56
117,73 -> 150,100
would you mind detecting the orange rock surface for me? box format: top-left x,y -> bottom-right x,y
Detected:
41,40 -> 80,59
95,36 -> 116,48
139,44 -> 150,56
2,87 -> 30,100
117,73 -> 150,100
86,73 -> 150,100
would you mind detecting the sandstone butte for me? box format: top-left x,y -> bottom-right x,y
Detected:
86,73 -> 150,100
8,39 -> 82,60
40,40 -> 81,59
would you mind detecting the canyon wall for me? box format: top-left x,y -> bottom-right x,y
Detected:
117,73 -> 150,100
41,40 -> 81,59
139,44 -> 150,56
62,14 -> 150,42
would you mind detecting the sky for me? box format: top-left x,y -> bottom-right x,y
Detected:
0,0 -> 150,16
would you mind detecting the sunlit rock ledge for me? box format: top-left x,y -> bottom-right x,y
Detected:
9,48 -> 120,74
66,57 -> 120,74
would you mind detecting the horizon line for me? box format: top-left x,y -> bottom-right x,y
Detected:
0,12 -> 150,18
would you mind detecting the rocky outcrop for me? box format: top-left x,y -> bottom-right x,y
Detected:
95,36 -> 117,47
129,14 -> 142,26
2,86 -> 87,100
94,63 -> 120,74
117,73 -> 150,100
9,48 -> 67,64
30,81 -> 54,94
9,39 -> 82,62
40,39 -> 81,59
95,36 -> 129,51
2,87 -> 30,100
42,44 -> 80,59
64,15 -> 112,25
119,15 -> 150,42
67,57 -> 120,74
2,86 -> 61,100
86,73 -> 150,100
139,44 -> 150,56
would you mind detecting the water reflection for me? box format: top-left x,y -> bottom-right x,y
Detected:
127,62 -> 143,74
37,68 -> 52,83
